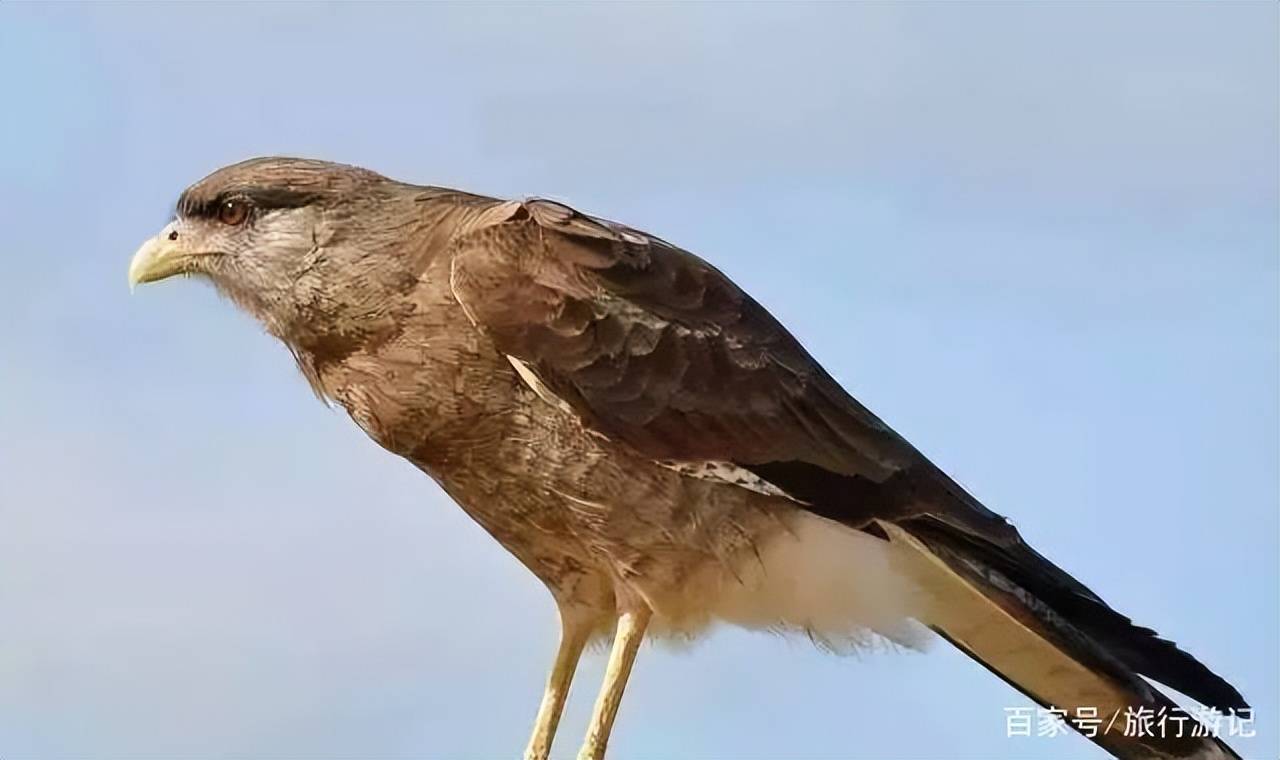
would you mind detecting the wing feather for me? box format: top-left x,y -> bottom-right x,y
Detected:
449,199 -> 909,478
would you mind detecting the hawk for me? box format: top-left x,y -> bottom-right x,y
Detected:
128,158 -> 1246,759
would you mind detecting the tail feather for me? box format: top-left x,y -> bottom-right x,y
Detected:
879,520 -> 1244,760
898,515 -> 1247,713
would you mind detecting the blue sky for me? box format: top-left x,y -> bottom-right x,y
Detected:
1,3 -> 1275,759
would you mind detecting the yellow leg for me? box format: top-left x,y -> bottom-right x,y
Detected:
576,606 -> 651,760
524,610 -> 592,760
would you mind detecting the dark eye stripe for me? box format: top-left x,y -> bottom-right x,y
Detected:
240,188 -> 322,210
175,187 -> 320,219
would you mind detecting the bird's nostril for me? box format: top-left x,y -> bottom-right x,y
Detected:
168,230 -> 179,241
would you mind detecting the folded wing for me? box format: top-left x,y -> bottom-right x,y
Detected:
446,197 -> 1246,759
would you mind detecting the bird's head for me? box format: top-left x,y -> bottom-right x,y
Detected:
128,157 -> 418,345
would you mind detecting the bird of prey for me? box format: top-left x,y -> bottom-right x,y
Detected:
128,158 -> 1246,760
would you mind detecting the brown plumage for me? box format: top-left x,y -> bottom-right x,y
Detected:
129,157 -> 1246,760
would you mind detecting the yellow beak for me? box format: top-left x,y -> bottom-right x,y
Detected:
128,223 -> 195,290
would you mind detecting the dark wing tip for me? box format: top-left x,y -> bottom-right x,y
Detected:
1126,634 -> 1249,712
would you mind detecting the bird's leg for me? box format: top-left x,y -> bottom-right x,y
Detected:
576,605 -> 652,760
524,608 -> 592,760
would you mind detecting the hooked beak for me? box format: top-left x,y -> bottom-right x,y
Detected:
128,222 -> 204,290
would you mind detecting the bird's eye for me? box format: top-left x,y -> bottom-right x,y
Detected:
217,199 -> 250,226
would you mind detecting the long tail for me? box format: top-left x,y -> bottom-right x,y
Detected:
878,520 -> 1247,760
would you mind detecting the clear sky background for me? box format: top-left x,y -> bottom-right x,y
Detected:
1,4 -> 1276,759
